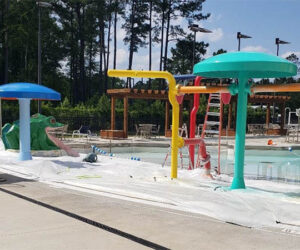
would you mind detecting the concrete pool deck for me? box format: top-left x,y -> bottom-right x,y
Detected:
1,172 -> 300,250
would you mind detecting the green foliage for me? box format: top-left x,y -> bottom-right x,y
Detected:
122,1 -> 149,53
166,34 -> 209,74
61,97 -> 71,108
213,49 -> 227,56
286,53 -> 300,74
247,106 -> 266,124
150,100 -> 164,117
97,94 -> 110,113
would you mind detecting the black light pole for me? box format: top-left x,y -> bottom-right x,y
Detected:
273,38 -> 290,123
37,4 -> 41,113
275,38 -> 290,56
188,24 -> 212,69
36,1 -> 52,114
4,0 -> 10,84
237,32 -> 252,51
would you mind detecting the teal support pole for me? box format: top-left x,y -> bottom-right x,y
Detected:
19,98 -> 32,161
231,75 -> 249,189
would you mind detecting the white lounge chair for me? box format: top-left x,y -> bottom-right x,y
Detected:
72,125 -> 91,139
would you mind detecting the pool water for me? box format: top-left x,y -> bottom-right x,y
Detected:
98,146 -> 300,184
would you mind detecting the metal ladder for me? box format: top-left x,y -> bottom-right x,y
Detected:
201,93 -> 223,174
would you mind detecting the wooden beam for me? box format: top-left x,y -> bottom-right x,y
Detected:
107,89 -> 193,100
266,103 -> 270,126
233,96 -> 237,130
249,94 -> 290,104
189,99 -> 193,133
228,102 -> 232,130
108,90 -> 289,103
107,88 -> 132,94
123,97 -> 128,138
165,101 -> 170,135
179,102 -> 183,128
280,102 -> 285,131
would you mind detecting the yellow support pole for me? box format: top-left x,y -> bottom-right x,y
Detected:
107,69 -> 180,178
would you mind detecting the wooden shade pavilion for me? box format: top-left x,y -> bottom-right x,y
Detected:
250,94 -> 289,134
100,88 -> 291,139
100,88 -> 193,139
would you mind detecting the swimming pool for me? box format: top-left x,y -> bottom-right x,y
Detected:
95,146 -> 300,184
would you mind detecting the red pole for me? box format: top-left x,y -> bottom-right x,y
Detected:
189,76 -> 202,169
218,99 -> 223,174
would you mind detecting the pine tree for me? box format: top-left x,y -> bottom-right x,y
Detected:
122,0 -> 149,88
166,34 -> 208,74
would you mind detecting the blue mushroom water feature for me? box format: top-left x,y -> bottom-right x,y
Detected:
0,83 -> 61,160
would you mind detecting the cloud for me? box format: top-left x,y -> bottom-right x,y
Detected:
106,48 -> 128,70
281,51 -> 300,59
203,47 -> 212,59
115,48 -> 128,68
207,13 -> 222,23
241,45 -> 267,53
116,27 -> 126,42
132,50 -> 161,71
108,48 -> 161,72
172,15 -> 184,26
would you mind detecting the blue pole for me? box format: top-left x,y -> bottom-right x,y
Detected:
19,98 -> 32,161
231,75 -> 248,189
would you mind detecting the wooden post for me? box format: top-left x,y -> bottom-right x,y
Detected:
165,101 -> 170,135
111,96 -> 116,130
266,103 -> 270,127
123,97 -> 128,138
280,102 -> 285,133
179,102 -> 183,128
228,102 -> 232,129
233,97 -> 237,130
189,99 -> 194,132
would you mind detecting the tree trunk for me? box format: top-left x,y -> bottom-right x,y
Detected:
99,10 -> 104,95
106,20 -> 111,71
159,8 -> 165,71
127,1 -> 135,88
4,0 -> 10,83
70,7 -> 78,104
76,4 -> 85,102
105,5 -> 112,92
163,0 -> 171,71
102,23 -> 107,92
24,44 -> 28,80
88,40 -> 93,99
106,0 -> 112,71
112,1 -> 118,88
148,0 -> 152,88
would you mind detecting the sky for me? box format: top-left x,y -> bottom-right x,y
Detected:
112,0 -> 300,72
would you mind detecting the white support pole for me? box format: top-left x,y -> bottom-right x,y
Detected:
18,98 -> 32,160
0,98 -> 2,136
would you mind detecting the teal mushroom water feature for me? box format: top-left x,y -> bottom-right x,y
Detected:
193,52 -> 297,189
